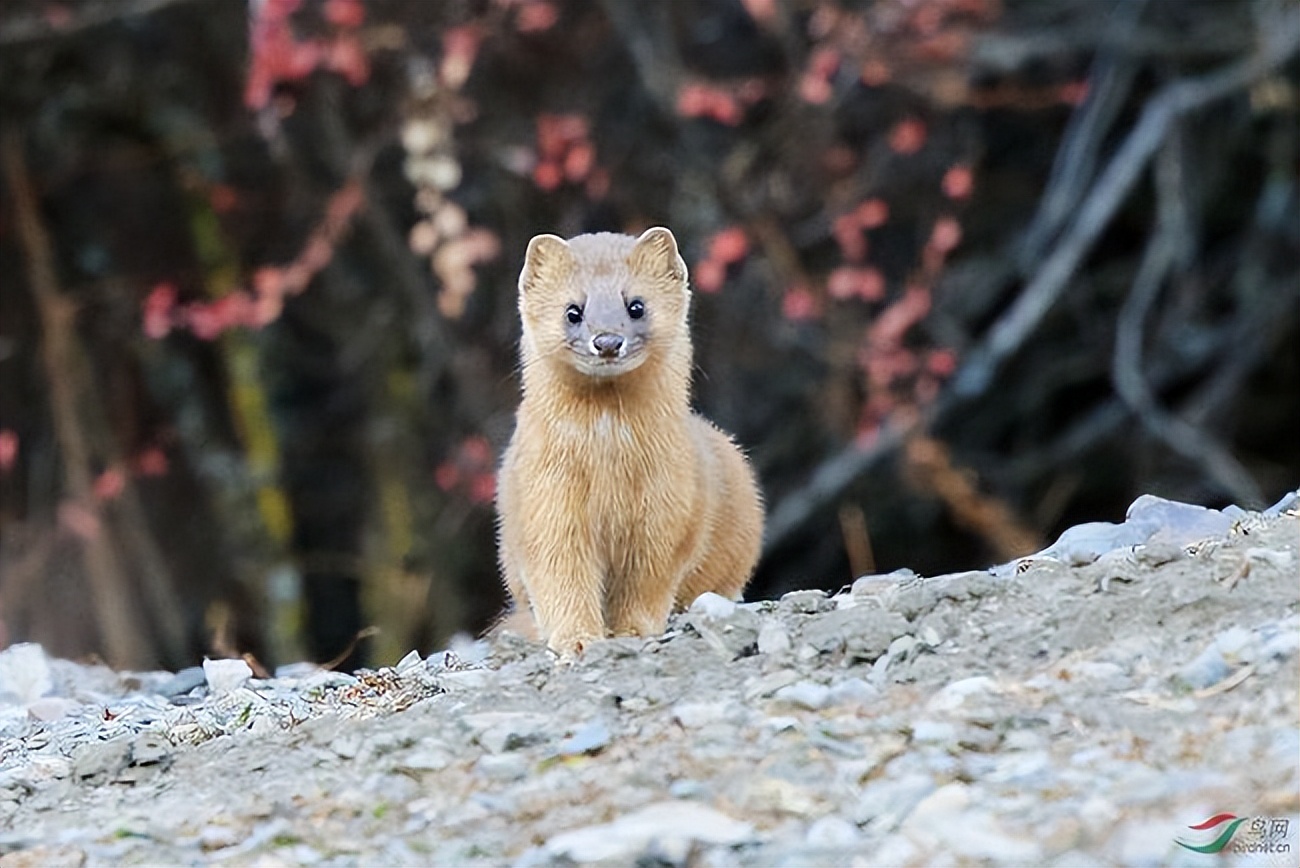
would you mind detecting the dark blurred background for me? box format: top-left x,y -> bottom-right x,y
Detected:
1,0 -> 1296,671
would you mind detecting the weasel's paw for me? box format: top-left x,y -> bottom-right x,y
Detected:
608,610 -> 668,639
546,630 -> 598,661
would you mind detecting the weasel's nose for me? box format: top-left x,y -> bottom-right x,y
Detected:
592,333 -> 625,358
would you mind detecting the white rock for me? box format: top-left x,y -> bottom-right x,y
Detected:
437,669 -> 495,691
26,697 -> 82,722
853,774 -> 935,828
396,744 -> 452,772
543,801 -> 754,862
446,632 -> 492,665
689,592 -> 738,619
773,681 -> 831,711
202,657 -> 252,694
463,712 -> 551,753
805,815 -> 860,846
756,621 -> 792,656
827,677 -> 878,706
1174,645 -> 1229,690
0,643 -> 53,704
902,783 -> 1041,862
556,719 -> 611,756
1246,546 -> 1296,570
926,676 -> 997,713
672,701 -> 730,729
395,649 -> 424,673
475,753 -> 527,781
1211,626 -> 1259,664
910,720 -> 956,743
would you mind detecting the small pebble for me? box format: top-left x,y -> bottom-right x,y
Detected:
202,658 -> 252,694
689,592 -> 738,619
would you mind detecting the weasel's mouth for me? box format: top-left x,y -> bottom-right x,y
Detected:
569,345 -> 646,377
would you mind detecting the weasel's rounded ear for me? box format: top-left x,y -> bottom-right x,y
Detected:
519,234 -> 573,297
631,227 -> 688,286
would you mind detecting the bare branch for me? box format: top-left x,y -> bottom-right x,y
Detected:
1017,0 -> 1146,267
2,130 -> 154,667
952,10 -> 1300,399
0,0 -> 199,47
766,11 -> 1300,549
1111,135 -> 1263,505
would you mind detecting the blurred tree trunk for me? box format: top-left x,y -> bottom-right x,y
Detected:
3,129 -> 185,669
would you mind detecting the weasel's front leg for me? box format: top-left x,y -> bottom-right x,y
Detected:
604,538 -> 681,639
522,535 -> 606,655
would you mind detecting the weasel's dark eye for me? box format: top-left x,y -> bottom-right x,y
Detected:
627,298 -> 645,320
565,304 -> 583,325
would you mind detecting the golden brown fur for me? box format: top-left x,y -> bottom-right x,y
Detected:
495,227 -> 764,654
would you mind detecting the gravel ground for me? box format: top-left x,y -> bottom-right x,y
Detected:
1,494 -> 1297,867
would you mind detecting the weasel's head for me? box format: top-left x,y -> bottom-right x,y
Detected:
517,227 -> 689,380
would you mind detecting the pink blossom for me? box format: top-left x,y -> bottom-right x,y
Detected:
532,161 -> 562,190
93,468 -> 126,502
707,227 -> 749,265
563,141 -> 595,182
0,429 -> 17,473
694,259 -> 725,294
941,164 -> 973,199
461,436 -> 493,467
798,74 -> 833,105
928,216 -> 963,254
516,0 -> 559,33
323,0 -> 365,29
860,59 -> 891,87
134,447 -> 170,477
888,118 -> 927,155
440,26 -> 482,89
1060,80 -> 1090,105
926,348 -> 958,377
870,284 -> 931,346
435,463 -> 460,491
855,198 -> 889,229
828,266 -> 885,301
781,285 -> 821,321
185,304 -> 224,341
833,213 -> 868,262
808,46 -> 840,80
59,501 -> 101,541
469,472 -> 496,505
143,282 -> 177,339
676,83 -> 743,126
739,0 -> 778,24
325,35 -> 370,87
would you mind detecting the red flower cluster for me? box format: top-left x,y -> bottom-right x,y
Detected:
144,181 -> 365,340
0,429 -> 17,473
833,198 -> 889,263
888,118 -> 927,155
799,47 -> 841,105
694,227 -> 749,293
676,80 -> 766,126
827,265 -> 886,302
244,0 -> 369,112
510,0 -> 559,33
782,284 -> 822,322
435,436 -> 496,505
532,114 -> 604,196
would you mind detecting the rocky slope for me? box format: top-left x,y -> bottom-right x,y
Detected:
1,494 -> 1297,866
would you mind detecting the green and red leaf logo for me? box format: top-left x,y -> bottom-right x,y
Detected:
1176,813 -> 1250,853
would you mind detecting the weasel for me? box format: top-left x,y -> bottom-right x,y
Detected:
495,227 -> 764,655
